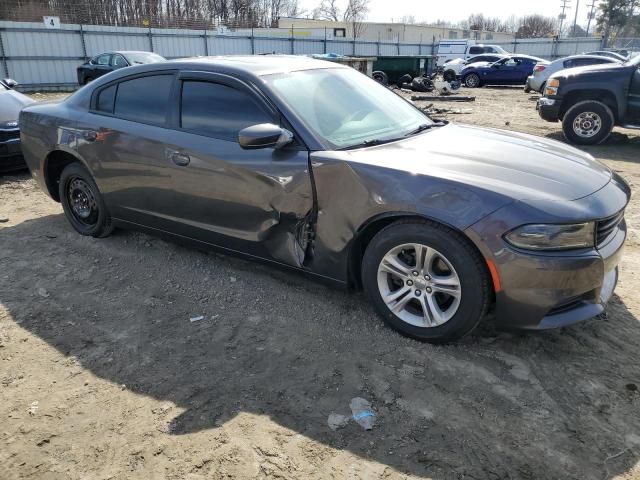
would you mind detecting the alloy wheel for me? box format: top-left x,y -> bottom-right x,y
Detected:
376,243 -> 461,328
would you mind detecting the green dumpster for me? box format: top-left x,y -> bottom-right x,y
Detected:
372,56 -> 435,84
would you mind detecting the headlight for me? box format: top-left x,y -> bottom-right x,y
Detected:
545,78 -> 560,96
504,222 -> 595,251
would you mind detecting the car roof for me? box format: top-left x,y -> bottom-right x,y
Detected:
165,55 -> 346,76
554,54 -> 619,63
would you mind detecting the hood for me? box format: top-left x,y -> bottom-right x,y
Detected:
551,62 -> 630,80
334,124 -> 611,202
0,89 -> 35,125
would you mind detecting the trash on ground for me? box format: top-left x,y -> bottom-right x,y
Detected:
189,315 -> 204,323
350,397 -> 376,430
411,95 -> 476,102
327,413 -> 349,431
421,104 -> 472,115
0,218 -> 8,223
37,287 -> 50,298
28,401 -> 39,415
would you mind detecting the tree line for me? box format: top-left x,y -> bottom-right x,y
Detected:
0,0 -> 304,28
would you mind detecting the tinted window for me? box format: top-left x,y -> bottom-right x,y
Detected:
96,54 -> 111,65
114,74 -> 173,124
96,84 -> 116,113
112,54 -> 128,67
181,81 -> 272,141
469,47 -> 482,55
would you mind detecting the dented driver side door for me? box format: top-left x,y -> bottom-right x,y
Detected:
163,72 -> 314,268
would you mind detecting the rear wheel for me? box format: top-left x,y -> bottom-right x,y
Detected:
361,220 -> 491,343
562,100 -> 614,145
464,73 -> 481,88
59,163 -> 114,237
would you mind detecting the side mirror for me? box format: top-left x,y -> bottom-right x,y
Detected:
3,78 -> 18,89
238,123 -> 293,150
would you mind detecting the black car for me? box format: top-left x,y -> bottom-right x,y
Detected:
0,78 -> 34,173
537,54 -> 640,144
77,51 -> 165,85
19,56 -> 630,343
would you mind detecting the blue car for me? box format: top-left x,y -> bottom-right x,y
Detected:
461,55 -> 549,88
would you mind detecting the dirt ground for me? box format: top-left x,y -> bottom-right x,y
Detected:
2,87 -> 640,480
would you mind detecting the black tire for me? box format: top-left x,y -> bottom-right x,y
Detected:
539,82 -> 546,94
361,220 -> 491,343
562,100 -> 615,145
464,73 -> 481,88
442,69 -> 456,82
411,77 -> 430,92
59,163 -> 114,238
397,74 -> 413,89
372,71 -> 389,86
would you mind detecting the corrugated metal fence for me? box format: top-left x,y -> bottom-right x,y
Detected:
0,20 -> 604,91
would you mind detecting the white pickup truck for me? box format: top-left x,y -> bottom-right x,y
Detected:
436,40 -> 509,66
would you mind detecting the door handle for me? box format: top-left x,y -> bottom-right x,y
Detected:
169,151 -> 190,167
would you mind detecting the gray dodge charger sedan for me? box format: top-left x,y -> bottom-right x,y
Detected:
19,56 -> 630,343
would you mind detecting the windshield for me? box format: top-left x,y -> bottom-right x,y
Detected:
264,68 -> 431,149
125,52 -> 165,64
626,54 -> 640,67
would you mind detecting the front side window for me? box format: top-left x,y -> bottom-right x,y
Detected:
180,81 -> 272,141
469,46 -> 482,55
114,74 -> 173,125
264,68 -> 431,149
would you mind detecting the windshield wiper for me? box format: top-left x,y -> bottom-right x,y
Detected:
404,121 -> 448,137
339,137 -> 403,150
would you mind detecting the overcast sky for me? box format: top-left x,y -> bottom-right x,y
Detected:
297,0 -> 597,26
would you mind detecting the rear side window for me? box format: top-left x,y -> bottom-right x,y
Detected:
180,81 -> 272,141
469,47 -> 482,55
96,84 -> 116,113
114,74 -> 173,125
95,54 -> 111,65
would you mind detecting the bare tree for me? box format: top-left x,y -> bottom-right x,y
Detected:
343,0 -> 369,38
312,0 -> 340,21
516,14 -> 558,38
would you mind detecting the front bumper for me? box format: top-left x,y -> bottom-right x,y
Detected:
467,175 -> 630,331
0,134 -> 26,173
537,97 -> 561,122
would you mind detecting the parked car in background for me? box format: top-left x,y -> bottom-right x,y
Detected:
441,54 -> 508,81
526,55 -> 622,93
20,56 -> 630,343
0,78 -> 34,173
436,40 -> 509,66
584,50 -> 629,62
77,51 -> 165,85
461,55 -> 548,88
538,54 -> 640,144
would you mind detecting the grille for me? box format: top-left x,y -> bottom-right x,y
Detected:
0,129 -> 20,143
596,210 -> 624,246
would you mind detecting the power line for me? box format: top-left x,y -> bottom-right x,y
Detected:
559,0 -> 571,37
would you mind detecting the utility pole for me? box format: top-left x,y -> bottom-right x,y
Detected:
559,0 -> 571,37
571,0 -> 580,37
585,0 -> 597,36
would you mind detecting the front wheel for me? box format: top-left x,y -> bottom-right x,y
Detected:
464,73 -> 481,88
59,163 -> 114,237
361,220 -> 491,343
562,100 -> 614,145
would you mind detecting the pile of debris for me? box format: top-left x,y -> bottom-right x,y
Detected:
395,73 -> 462,96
